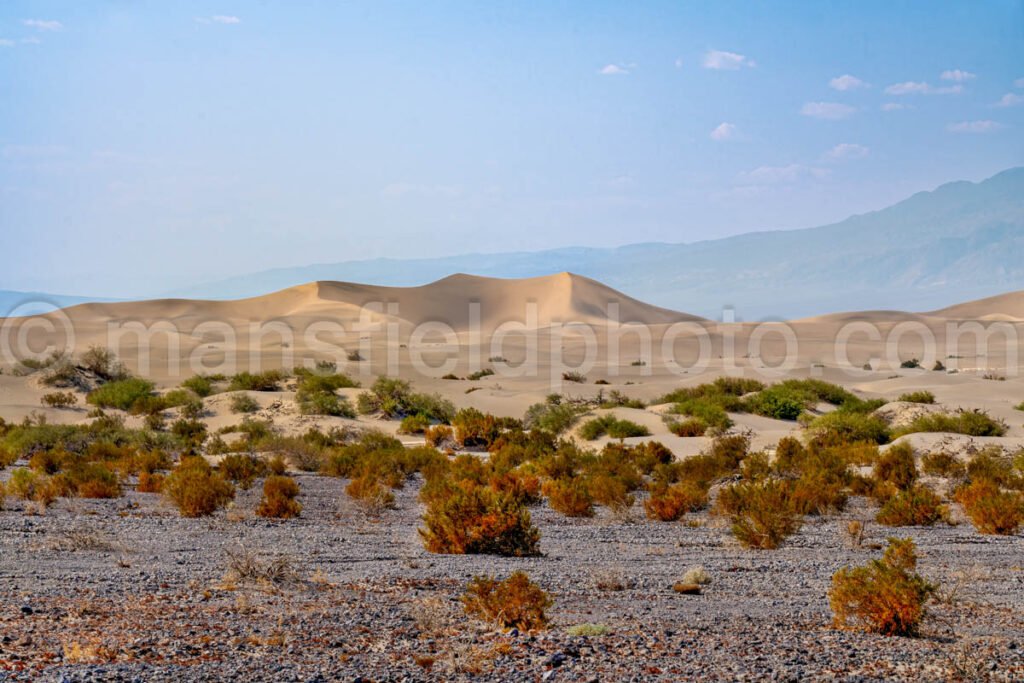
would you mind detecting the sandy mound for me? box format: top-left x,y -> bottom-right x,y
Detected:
872,401 -> 946,429
926,290 -> 1024,321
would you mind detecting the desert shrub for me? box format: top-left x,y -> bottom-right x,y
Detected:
745,389 -> 806,421
356,377 -> 454,422
462,571 -> 551,631
451,408 -> 502,449
644,481 -> 707,521
716,479 -> 802,549
29,448 -> 67,474
171,417 -> 208,452
964,448 -> 1023,489
829,537 -> 936,636
489,470 -> 542,506
6,468 -> 59,507
229,393 -> 260,414
398,414 -> 431,434
897,391 -> 935,404
39,353 -> 81,388
346,473 -> 396,510
137,471 -> 165,493
79,346 -> 129,381
228,370 -> 286,392
598,390 -> 646,409
921,452 -> 965,478
669,398 -> 733,432
543,477 -> 595,517
713,376 -> 766,395
562,370 -> 586,383
86,378 -> 155,411
424,425 -> 455,449
874,443 -> 918,491
162,456 -> 235,517
877,485 -> 950,526
523,400 -> 585,434
579,415 -> 650,441
256,475 -> 302,519
954,480 -> 1024,535
467,368 -> 494,381
181,375 -> 215,398
294,366 -> 359,391
297,388 -> 356,417
41,392 -> 78,409
745,379 -> 865,421
419,480 -> 540,556
900,359 -> 921,369
806,411 -> 890,446
587,473 -> 635,512
668,417 -> 707,437
66,462 -> 122,498
892,410 -> 1007,438
219,454 -> 267,490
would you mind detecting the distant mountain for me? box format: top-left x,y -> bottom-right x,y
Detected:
167,168 -> 1024,319
0,290 -> 116,317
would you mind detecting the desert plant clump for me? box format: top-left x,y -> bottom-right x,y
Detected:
256,475 -> 302,519
643,481 -> 707,521
829,537 -> 936,637
562,370 -> 586,383
86,378 -> 156,412
579,415 -> 650,441
229,393 -> 260,414
716,479 -> 803,549
79,346 -> 129,382
181,375 -> 216,398
41,391 -> 78,409
162,456 -> 235,517
806,411 -> 891,446
897,391 -> 935,404
876,485 -> 950,527
873,442 -> 918,493
398,414 -> 431,434
523,398 -> 587,435
467,368 -> 495,381
356,377 -> 455,422
228,370 -> 287,392
219,453 -> 268,489
419,476 -> 541,555
668,417 -> 708,437
954,480 -> 1024,535
893,410 -> 1007,438
462,571 -> 551,631
920,451 -> 966,478
543,477 -> 595,517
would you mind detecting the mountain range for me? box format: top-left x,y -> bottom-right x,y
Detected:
3,168 -> 1022,320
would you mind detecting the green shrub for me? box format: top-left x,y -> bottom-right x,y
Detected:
296,388 -> 356,417
523,400 -> 585,434
181,375 -> 215,398
668,417 -> 707,437
579,415 -> 650,440
41,392 -> 78,409
219,454 -> 267,490
897,391 -> 935,404
398,414 -> 431,434
806,411 -> 890,446
79,346 -> 129,381
230,393 -> 260,414
86,378 -> 156,411
356,377 -> 454,421
892,410 -> 1007,438
228,370 -> 286,392
874,443 -> 918,491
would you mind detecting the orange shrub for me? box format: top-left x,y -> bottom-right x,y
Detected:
716,480 -> 802,549
419,480 -> 540,556
644,481 -> 708,521
346,472 -> 396,510
424,425 -> 455,449
874,443 -> 917,491
68,463 -> 122,499
543,477 -> 594,517
256,475 -> 302,519
829,537 -> 936,636
162,457 -> 235,517
587,473 -> 635,512
137,471 -> 165,493
489,471 -> 542,506
462,571 -> 551,630
954,480 -> 1024,535
876,485 -> 950,527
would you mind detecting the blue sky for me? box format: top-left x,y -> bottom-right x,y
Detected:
1,1 -> 1022,297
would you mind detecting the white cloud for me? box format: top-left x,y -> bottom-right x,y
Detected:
881,102 -> 909,111
800,101 -> 856,120
0,39 -> 14,47
827,143 -> 869,160
829,74 -> 868,91
709,122 -> 737,141
885,81 -> 962,95
738,164 -> 828,185
702,49 -> 755,70
994,92 -> 1024,108
946,120 -> 1004,134
941,69 -> 976,82
22,19 -> 62,31
196,15 -> 241,25
598,64 -> 629,76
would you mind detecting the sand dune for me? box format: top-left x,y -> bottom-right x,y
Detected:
927,290 -> 1024,321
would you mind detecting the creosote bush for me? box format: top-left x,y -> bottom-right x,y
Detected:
954,480 -> 1024,535
578,415 -> 650,441
829,537 -> 936,637
419,480 -> 540,556
162,456 -> 235,517
876,485 -> 950,527
644,481 -> 707,521
256,475 -> 302,519
86,378 -> 155,412
716,479 -> 803,549
356,377 -> 454,422
462,571 -> 551,631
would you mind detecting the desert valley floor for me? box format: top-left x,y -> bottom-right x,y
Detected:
1,274 -> 1023,681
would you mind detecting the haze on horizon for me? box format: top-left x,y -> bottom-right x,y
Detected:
1,1 -> 1023,298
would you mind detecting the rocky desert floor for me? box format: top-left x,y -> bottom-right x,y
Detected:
1,465 -> 1023,682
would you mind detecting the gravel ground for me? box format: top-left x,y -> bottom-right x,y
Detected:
1,472 -> 1022,682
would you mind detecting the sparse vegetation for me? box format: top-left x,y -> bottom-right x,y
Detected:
86,378 -> 155,411
229,393 -> 260,414
462,571 -> 551,631
716,479 -> 803,549
41,392 -> 78,409
256,475 -> 302,518
578,415 -> 650,440
876,485 -> 950,527
897,391 -> 935,404
228,370 -> 287,392
892,410 -> 1007,438
162,456 -> 235,517
829,537 -> 936,637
